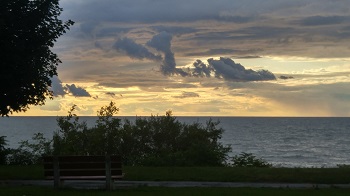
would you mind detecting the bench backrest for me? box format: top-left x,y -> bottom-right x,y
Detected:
43,155 -> 122,179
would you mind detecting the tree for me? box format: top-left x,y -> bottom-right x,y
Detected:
0,0 -> 74,116
50,102 -> 231,166
0,136 -> 10,165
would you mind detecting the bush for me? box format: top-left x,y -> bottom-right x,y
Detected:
231,152 -> 272,168
52,102 -> 122,156
51,102 -> 231,166
121,112 -> 231,166
337,164 -> 350,168
0,136 -> 10,165
7,133 -> 52,165
5,102 -> 231,166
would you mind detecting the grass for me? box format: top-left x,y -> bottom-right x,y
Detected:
1,165 -> 350,184
1,186 -> 350,196
1,165 -> 350,195
123,166 -> 350,184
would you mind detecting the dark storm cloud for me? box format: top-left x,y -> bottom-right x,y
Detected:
230,26 -> 296,40
80,21 -> 99,36
216,15 -> 254,23
185,48 -> 263,57
50,76 -> 66,97
191,60 -> 212,77
63,0 -> 287,25
151,26 -> 198,35
96,27 -> 132,38
146,32 -> 173,54
208,57 -> 276,81
62,0 -> 241,23
146,32 -> 179,75
188,26 -> 295,43
114,33 -> 276,81
59,0 -> 350,61
113,37 -> 162,61
50,77 -> 92,97
80,21 -> 133,38
65,84 -> 91,97
298,15 -> 349,26
113,32 -> 187,76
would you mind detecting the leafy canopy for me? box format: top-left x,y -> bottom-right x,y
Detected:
0,0 -> 74,116
3,102 -> 232,166
52,102 -> 231,166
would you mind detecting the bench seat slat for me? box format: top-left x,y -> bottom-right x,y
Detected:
44,169 -> 122,177
45,174 -> 125,180
44,162 -> 122,170
43,155 -> 121,163
43,155 -> 124,190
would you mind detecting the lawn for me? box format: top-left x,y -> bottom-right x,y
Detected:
1,186 -> 350,196
1,165 -> 350,195
1,165 -> 350,184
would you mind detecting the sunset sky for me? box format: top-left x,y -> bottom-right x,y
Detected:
18,0 -> 350,116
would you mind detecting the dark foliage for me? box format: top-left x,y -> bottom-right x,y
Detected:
121,111 -> 231,166
51,103 -> 231,166
231,152 -> 272,168
3,102 -> 229,166
7,133 -> 52,165
0,0 -> 74,116
0,136 -> 10,165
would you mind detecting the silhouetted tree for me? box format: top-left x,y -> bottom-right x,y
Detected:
0,0 -> 74,116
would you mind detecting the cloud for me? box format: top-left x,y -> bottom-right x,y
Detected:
185,48 -> 263,57
279,75 -> 294,80
65,84 -> 91,97
151,25 -> 198,35
105,92 -> 116,97
113,37 -> 162,61
217,14 -> 254,23
173,92 -> 200,99
50,76 -> 92,98
113,33 -> 276,82
298,15 -> 349,26
191,60 -> 212,77
58,0 -> 350,60
115,32 -> 188,76
146,31 -> 180,75
80,21 -> 99,36
40,101 -> 62,111
50,76 -> 66,97
208,57 -> 276,81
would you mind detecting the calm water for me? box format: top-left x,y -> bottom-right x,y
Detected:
1,117 -> 349,167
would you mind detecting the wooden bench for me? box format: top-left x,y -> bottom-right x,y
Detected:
43,155 -> 124,190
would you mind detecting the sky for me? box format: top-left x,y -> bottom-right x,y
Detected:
18,0 -> 350,116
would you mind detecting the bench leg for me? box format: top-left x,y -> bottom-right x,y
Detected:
105,155 -> 113,190
53,156 -> 61,189
54,180 -> 64,189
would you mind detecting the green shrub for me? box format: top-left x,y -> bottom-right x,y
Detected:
231,152 -> 272,168
52,102 -> 231,166
121,113 -> 231,166
7,133 -> 52,165
0,136 -> 10,165
337,164 -> 350,168
52,102 -> 123,156
5,102 -> 231,166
